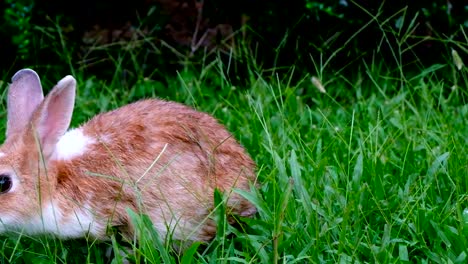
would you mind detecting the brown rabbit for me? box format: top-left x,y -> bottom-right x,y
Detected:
0,69 -> 256,243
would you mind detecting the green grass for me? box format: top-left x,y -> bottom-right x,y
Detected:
1,58 -> 468,263
1,13 -> 468,264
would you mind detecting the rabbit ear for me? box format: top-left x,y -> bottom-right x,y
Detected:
31,75 -> 76,159
7,69 -> 44,138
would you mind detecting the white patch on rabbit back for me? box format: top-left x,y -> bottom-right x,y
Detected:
53,128 -> 95,160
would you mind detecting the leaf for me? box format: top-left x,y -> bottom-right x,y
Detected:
126,209 -> 174,264
398,244 -> 409,261
213,189 -> 227,241
289,150 -> 311,216
234,187 -> 270,220
180,242 -> 201,264
352,152 -> 364,191
426,152 -> 450,182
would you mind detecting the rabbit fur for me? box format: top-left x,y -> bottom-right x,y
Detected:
0,69 -> 256,243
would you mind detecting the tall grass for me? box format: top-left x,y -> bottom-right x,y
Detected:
1,10 -> 468,264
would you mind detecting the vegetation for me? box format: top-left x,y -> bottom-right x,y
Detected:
0,1 -> 466,78
0,0 -> 467,263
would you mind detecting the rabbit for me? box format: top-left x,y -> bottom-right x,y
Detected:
0,69 -> 257,243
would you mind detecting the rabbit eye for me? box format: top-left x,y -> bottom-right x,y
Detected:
0,174 -> 12,193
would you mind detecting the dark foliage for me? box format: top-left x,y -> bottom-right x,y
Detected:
0,0 -> 466,83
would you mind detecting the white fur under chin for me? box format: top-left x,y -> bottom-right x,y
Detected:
23,201 -> 102,238
53,128 -> 95,161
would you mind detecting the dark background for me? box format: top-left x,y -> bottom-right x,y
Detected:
0,0 -> 466,84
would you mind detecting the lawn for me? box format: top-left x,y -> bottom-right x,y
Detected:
0,25 -> 468,264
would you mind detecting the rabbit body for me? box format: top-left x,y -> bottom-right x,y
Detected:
0,69 -> 256,242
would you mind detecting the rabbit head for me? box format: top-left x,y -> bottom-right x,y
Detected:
0,69 -> 77,234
